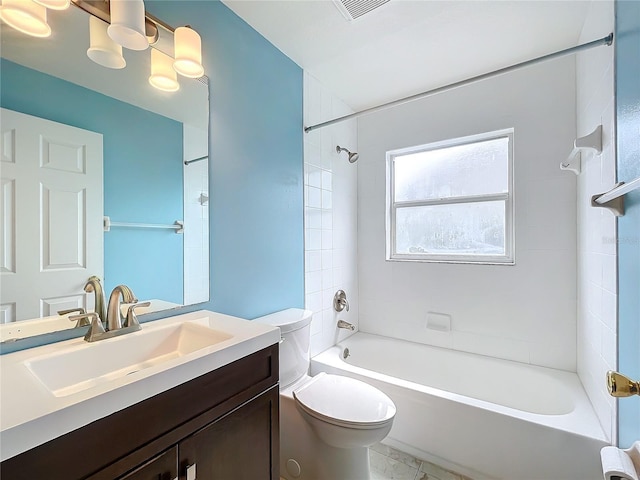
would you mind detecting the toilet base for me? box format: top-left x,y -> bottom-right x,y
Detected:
280,391 -> 372,480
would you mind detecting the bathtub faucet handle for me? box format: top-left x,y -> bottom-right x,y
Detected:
333,290 -> 350,312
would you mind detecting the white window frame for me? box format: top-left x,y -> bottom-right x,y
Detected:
386,128 -> 515,265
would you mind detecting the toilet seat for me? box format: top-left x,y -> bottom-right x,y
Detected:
293,372 -> 396,429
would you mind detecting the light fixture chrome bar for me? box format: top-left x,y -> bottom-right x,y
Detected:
184,155 -> 208,165
70,0 -> 174,44
304,33 -> 614,133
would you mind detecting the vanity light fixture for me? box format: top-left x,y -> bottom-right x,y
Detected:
87,15 -> 126,69
33,0 -> 69,10
173,26 -> 204,78
107,0 -> 149,51
0,0 -> 206,92
0,0 -> 52,38
149,48 -> 180,92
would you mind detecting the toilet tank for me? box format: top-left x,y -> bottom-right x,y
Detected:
254,308 -> 312,388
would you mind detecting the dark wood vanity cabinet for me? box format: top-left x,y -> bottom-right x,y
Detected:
1,344 -> 279,480
178,386 -> 277,480
119,447 -> 178,480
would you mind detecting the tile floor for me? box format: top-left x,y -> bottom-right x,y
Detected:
370,443 -> 473,480
279,443 -> 473,480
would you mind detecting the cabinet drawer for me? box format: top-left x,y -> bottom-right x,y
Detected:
179,385 -> 279,480
119,447 -> 178,480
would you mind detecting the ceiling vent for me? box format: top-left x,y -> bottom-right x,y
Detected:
333,0 -> 391,21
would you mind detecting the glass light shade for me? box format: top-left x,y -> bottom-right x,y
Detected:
149,48 -> 179,92
173,26 -> 204,78
107,0 -> 148,51
0,0 -> 51,38
33,0 -> 69,10
87,16 -> 126,69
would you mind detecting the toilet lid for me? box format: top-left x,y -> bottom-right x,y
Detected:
293,373 -> 396,428
253,308 -> 312,334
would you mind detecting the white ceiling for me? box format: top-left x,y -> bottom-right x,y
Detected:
222,0 -> 594,115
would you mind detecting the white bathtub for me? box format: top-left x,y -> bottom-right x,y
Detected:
311,332 -> 608,480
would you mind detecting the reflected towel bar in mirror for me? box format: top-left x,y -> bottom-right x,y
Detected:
103,216 -> 184,233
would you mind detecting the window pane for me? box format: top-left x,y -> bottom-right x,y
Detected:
394,136 -> 509,202
395,201 -> 506,256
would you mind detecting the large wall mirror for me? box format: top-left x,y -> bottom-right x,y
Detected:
0,3 -> 210,346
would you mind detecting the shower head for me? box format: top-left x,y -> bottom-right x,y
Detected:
336,145 -> 359,163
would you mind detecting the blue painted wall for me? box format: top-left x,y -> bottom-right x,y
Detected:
0,59 -> 184,303
147,0 -> 304,319
615,0 -> 640,447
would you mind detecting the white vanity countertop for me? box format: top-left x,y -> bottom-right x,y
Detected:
0,310 -> 280,462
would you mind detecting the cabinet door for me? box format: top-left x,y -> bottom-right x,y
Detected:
179,386 -> 279,480
120,447 -> 178,480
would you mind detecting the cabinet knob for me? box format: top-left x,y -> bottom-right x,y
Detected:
186,463 -> 197,480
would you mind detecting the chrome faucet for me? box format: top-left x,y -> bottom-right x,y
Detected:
106,285 -> 137,331
84,276 -> 107,324
71,285 -> 148,342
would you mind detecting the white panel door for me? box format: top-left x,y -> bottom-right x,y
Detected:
0,108 -> 103,322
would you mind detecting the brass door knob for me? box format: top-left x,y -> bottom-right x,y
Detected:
607,371 -> 640,397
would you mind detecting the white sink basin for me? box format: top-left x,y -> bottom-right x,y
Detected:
1,310 -> 280,462
25,321 -> 232,397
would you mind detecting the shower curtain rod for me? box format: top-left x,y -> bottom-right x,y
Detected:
304,33 -> 613,133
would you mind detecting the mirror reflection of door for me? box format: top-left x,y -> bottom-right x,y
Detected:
0,3 -> 210,343
0,108 -> 103,322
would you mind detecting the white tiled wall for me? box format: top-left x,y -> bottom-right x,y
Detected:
304,72 -> 359,357
575,0 -> 617,443
357,58 -> 578,371
183,124 -> 209,305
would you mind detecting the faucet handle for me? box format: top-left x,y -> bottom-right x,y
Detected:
64,309 -> 90,327
58,307 -> 86,319
123,302 -> 150,329
333,290 -> 350,312
69,312 -> 104,341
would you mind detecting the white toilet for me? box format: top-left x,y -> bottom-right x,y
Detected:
255,308 -> 396,480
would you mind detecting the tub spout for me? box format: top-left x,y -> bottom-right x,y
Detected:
337,320 -> 355,331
